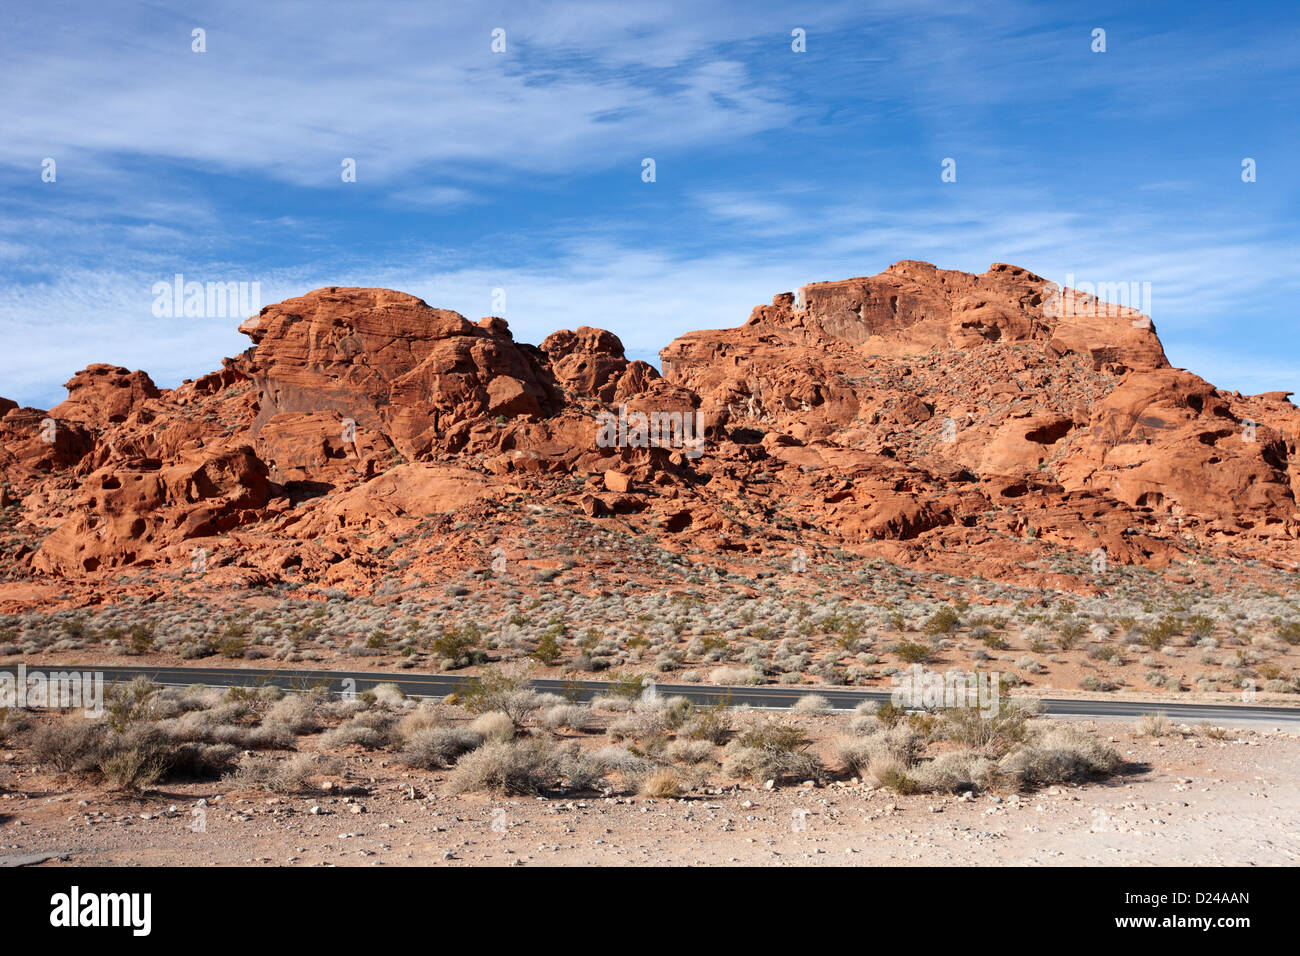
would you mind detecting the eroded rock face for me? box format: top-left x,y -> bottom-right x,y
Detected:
660,261 -> 1169,439
239,288 -> 564,460
2,262 -> 1297,600
48,364 -> 161,425
32,442 -> 271,573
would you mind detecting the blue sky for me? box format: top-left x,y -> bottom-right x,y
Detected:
2,0 -> 1297,409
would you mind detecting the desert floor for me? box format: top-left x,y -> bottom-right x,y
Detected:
3,718 -> 1295,867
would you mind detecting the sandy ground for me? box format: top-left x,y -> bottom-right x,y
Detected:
2,721 -> 1296,867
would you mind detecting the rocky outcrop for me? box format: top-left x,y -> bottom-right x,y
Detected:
32,441 -> 271,573
49,364 -> 161,425
238,288 -> 564,460
2,261 -> 1296,600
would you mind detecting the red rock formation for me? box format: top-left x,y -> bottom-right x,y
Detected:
49,364 -> 161,425
1,262 -> 1296,602
239,288 -> 564,460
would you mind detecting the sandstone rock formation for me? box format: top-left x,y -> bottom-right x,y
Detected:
2,261 -> 1297,605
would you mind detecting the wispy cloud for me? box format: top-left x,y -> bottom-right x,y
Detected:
2,0 -> 1297,407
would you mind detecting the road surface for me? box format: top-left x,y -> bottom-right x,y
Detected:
37,663 -> 1300,727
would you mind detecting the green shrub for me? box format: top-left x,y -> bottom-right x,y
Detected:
431,622 -> 482,667
1274,620 -> 1300,646
924,607 -> 961,635
1143,615 -> 1183,649
1056,619 -> 1088,650
607,671 -> 651,699
531,626 -> 563,664
874,699 -> 907,727
895,639 -> 932,664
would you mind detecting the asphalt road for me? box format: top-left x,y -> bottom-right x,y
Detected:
40,664 -> 1300,727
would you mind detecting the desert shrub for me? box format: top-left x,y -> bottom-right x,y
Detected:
868,755 -> 917,793
104,677 -> 161,732
217,634 -> 247,658
924,607 -> 962,635
1142,615 -> 1183,649
940,699 -> 1039,758
792,694 -> 830,714
212,722 -> 296,751
99,724 -> 212,790
99,740 -> 167,790
0,707 -> 27,745
1273,620 -> 1300,646
400,727 -> 484,769
680,697 -> 732,744
431,623 -> 481,667
264,695 -> 321,735
872,699 -> 907,727
394,704 -> 442,742
320,711 -> 396,750
1080,674 -> 1117,692
606,671 -> 652,698
553,743 -> 606,792
538,704 -> 598,732
640,768 -> 683,798
456,667 -> 541,729
835,724 -> 922,777
27,718 -> 106,773
738,723 -> 808,752
666,739 -> 715,764
370,683 -> 406,707
128,623 -> 154,654
999,725 -> 1121,788
588,693 -> 633,712
1256,662 -> 1284,681
156,702 -> 245,743
531,625 -> 564,664
1056,619 -> 1088,650
591,745 -> 655,786
709,665 -> 762,685
909,750 -> 1000,793
233,753 -> 334,793
605,715 -> 644,742
1135,712 -> 1170,737
447,739 -> 558,795
894,639 -> 932,664
723,722 -> 821,782
608,695 -> 693,741
468,711 -> 515,743
657,696 -> 694,729
164,741 -> 238,778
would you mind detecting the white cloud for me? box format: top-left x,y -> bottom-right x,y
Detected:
0,2 -> 813,187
